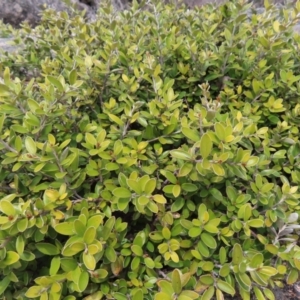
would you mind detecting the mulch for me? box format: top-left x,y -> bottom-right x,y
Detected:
279,282 -> 300,300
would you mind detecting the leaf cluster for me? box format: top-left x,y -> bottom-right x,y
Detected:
0,0 -> 300,299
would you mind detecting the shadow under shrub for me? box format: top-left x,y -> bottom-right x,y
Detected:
0,0 -> 300,299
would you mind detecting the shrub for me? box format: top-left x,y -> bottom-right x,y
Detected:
0,0 -> 300,299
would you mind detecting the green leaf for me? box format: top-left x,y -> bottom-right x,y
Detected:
215,123 -> 225,141
144,178 -> 156,194
200,133 -> 212,159
246,156 -> 259,167
0,114 -> 5,134
157,280 -> 174,295
259,266 -> 278,276
181,183 -> 198,192
108,114 -> 124,126
47,75 -> 64,92
198,241 -> 210,258
131,256 -> 141,270
178,163 -> 193,177
204,223 -> 219,234
200,274 -> 214,285
253,286 -> 266,300
219,247 -> 227,265
62,242 -> 85,256
179,290 -> 199,299
249,253 -> 263,268
211,163 -> 225,176
153,194 -> 167,204
3,251 -> 19,265
87,215 -> 103,228
0,83 -> 10,96
78,271 -> 89,292
201,233 -> 217,249
127,179 -> 142,194
210,188 -> 223,201
131,245 -> 143,256
20,251 -> 35,261
287,268 -> 298,284
162,227 -> 171,240
138,196 -> 149,205
235,273 -> 251,292
232,244 -> 243,265
260,182 -> 274,194
0,216 -> 9,224
105,246 -> 117,262
17,218 -> 29,232
16,235 -> 25,255
216,279 -> 235,296
250,271 -> 268,286
172,269 -> 182,295
94,269 -> 108,280
216,289 -> 224,300
263,288 -> 275,300
154,292 -> 172,300
132,289 -> 144,300
113,292 -> 128,300
144,257 -> 155,269
202,286 -> 215,300
189,227 -> 201,238
36,243 -> 60,256
170,150 -> 192,161
219,264 -> 231,277
25,286 -> 43,298
54,222 -> 74,235
11,124 -> 28,133
113,187 -> 131,198
171,198 -> 185,212
83,227 -> 96,244
101,217 -> 115,240
83,252 -> 96,270
85,132 -> 97,146
160,170 -> 177,184
0,276 -> 10,295
182,127 -> 200,142
172,185 -> 181,197
247,219 -> 264,228
69,69 -> 77,85
25,136 -> 37,155
50,257 -> 60,276
74,219 -> 86,236
0,200 -> 16,216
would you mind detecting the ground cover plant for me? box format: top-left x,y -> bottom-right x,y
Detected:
0,0 -> 300,299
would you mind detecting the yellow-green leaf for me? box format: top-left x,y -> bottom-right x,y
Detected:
83,227 -> 96,244
83,252 -> 96,270
153,194 -> 167,204
25,286 -> 43,298
3,251 -> 20,265
182,127 -> 200,142
25,136 -> 36,155
0,200 -> 16,216
200,133 -> 212,159
216,279 -> 235,296
108,114 -> 124,126
113,187 -> 131,198
0,276 -> 10,296
172,269 -> 182,294
170,150 -> 192,161
36,243 -> 60,256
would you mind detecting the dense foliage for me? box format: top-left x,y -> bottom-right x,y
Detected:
1,0 -> 300,299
